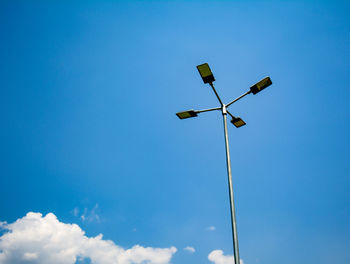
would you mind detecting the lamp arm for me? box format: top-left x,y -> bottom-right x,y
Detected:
209,83 -> 224,106
226,110 -> 236,119
196,107 -> 221,114
226,90 -> 251,108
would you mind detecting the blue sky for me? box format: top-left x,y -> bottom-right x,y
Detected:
0,1 -> 349,263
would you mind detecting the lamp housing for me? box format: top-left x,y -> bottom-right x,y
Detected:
250,77 -> 272,95
176,110 -> 198,119
231,117 -> 246,128
197,63 -> 215,84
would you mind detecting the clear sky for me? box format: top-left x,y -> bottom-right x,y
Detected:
1,1 -> 349,264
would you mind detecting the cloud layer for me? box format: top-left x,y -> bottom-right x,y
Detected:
0,212 -> 176,264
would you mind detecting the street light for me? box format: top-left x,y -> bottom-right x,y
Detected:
197,63 -> 215,84
230,116 -> 246,128
250,76 -> 272,94
176,110 -> 198,119
176,63 -> 272,264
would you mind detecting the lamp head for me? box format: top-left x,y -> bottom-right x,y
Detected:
176,110 -> 198,119
231,117 -> 246,128
197,63 -> 215,84
250,77 -> 272,95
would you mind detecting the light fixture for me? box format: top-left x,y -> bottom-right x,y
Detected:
197,63 -> 215,84
250,77 -> 272,94
231,117 -> 246,128
176,110 -> 198,119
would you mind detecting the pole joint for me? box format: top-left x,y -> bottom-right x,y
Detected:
222,104 -> 227,115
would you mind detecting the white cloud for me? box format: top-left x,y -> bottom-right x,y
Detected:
72,207 -> 79,217
183,246 -> 195,253
81,204 -> 100,223
0,212 -> 177,264
206,226 -> 216,231
208,250 -> 243,264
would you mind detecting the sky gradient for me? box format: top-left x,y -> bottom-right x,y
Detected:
1,1 -> 350,263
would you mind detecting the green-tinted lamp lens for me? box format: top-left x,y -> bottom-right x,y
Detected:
197,63 -> 215,84
231,117 -> 246,128
176,110 -> 198,119
250,77 -> 272,94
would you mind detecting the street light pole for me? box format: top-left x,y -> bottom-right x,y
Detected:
222,104 -> 240,264
176,63 -> 272,264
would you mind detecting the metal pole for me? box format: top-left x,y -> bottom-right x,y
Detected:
222,104 -> 240,264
